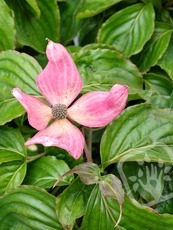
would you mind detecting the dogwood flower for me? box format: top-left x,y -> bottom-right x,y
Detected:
12,41 -> 128,159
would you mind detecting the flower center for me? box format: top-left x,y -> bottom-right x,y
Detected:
52,104 -> 67,119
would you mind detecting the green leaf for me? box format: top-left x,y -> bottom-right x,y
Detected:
0,186 -> 63,229
5,0 -> 60,52
0,126 -> 26,195
0,50 -> 41,100
25,0 -> 41,17
71,163 -> 100,185
97,3 -> 155,57
0,99 -> 25,125
81,185 -> 120,229
0,126 -> 26,163
0,50 -> 41,123
99,174 -> 124,205
35,53 -> 48,68
158,36 -> 173,80
0,161 -> 26,194
54,163 -> 100,187
59,0 -> 82,44
45,146 -> 84,169
77,0 -> 122,18
146,0 -> 162,8
135,22 -> 173,72
77,14 -> 104,46
147,95 -> 173,109
118,162 -> 165,206
121,195 -> 173,230
100,104 -> 173,168
144,71 -> 173,96
24,156 -> 74,188
99,174 -> 124,227
56,177 -> 93,230
156,173 -> 173,214
73,44 -> 143,99
82,186 -> 173,230
0,0 -> 16,50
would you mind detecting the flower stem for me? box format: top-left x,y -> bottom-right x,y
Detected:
82,127 -> 93,162
86,127 -> 92,155
27,152 -> 46,163
84,141 -> 93,162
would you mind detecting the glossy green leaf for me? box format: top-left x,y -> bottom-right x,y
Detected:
0,50 -> 41,123
158,36 -> 173,80
0,186 -> 63,229
0,50 -> 41,100
0,126 -> 26,194
147,95 -> 172,109
0,99 -> 25,125
24,156 -> 74,188
5,0 -> 60,52
59,0 -> 82,44
77,0 -> 122,18
136,22 -> 172,72
100,104 -> 173,168
56,177 -> 93,229
0,126 -> 26,163
144,71 -> 173,96
73,44 -> 143,99
0,0 -> 15,50
97,3 -> 155,57
81,185 -> 119,229
0,161 -> 26,194
82,185 -> 173,229
25,0 -> 40,17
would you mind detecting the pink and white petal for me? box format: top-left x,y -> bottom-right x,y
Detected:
36,41 -> 82,107
25,119 -> 84,159
68,84 -> 128,127
12,88 -> 52,131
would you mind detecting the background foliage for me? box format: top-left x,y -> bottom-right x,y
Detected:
1,0 -> 173,229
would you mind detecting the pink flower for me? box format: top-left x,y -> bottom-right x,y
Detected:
12,41 -> 128,159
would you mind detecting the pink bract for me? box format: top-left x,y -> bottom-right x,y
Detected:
12,40 -> 128,159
